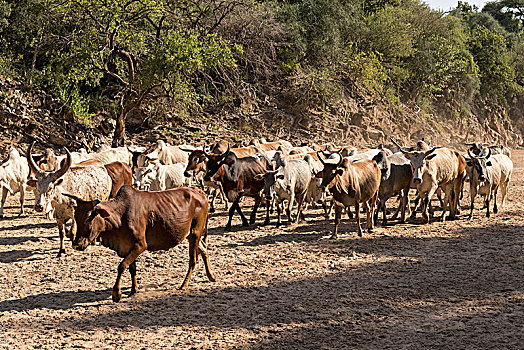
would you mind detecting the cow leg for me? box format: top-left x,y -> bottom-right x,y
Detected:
209,188 -> 217,213
57,222 -> 66,258
400,188 -> 410,223
493,186 -> 499,214
263,198 -> 271,226
19,185 -> 25,216
295,192 -> 306,224
287,192 -> 295,223
180,234 -> 199,290
468,185 -> 477,220
500,180 -> 509,209
440,186 -> 451,222
411,197 -> 420,219
276,200 -> 282,227
197,238 -> 216,283
113,242 -> 147,302
129,261 -> 138,296
485,192 -> 491,218
225,201 -> 237,231
249,194 -> 261,225
364,201 -> 373,233
332,205 -> 342,239
0,187 -> 7,219
235,198 -> 249,227
355,202 -> 363,237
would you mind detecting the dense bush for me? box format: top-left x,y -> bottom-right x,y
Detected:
0,0 -> 522,142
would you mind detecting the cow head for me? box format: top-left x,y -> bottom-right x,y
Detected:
400,147 -> 437,185
184,150 -> 208,178
466,148 -> 492,183
203,144 -> 235,181
133,165 -> 156,190
317,151 -> 345,191
465,142 -> 489,157
255,163 -> 284,201
63,193 -> 109,251
26,142 -> 72,214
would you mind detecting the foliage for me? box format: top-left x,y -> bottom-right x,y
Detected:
0,0 -> 522,132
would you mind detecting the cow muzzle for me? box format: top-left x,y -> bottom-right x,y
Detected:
478,176 -> 486,182
413,178 -> 422,185
184,171 -> 191,178
35,204 -> 43,212
203,175 -> 211,182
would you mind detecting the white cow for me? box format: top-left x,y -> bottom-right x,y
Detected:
0,147 -> 30,218
134,162 -> 188,191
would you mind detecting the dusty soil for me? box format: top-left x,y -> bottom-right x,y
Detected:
0,153 -> 523,349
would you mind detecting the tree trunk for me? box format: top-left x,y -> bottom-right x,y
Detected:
112,109 -> 126,147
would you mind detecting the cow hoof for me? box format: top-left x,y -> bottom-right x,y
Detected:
262,220 -> 270,226
224,225 -> 232,232
242,221 -> 250,227
330,234 -> 338,240
112,290 -> 122,302
209,207 -> 216,214
493,208 -> 498,214
129,289 -> 137,297
57,249 -> 66,258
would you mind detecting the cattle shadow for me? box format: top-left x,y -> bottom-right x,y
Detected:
0,249 -> 37,263
49,218 -> 522,349
0,236 -> 40,245
0,289 -> 113,312
0,222 -> 55,232
4,222 -> 521,349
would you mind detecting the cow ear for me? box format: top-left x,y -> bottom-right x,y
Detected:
426,153 -> 437,160
341,158 -> 350,169
486,161 -> 492,166
467,161 -> 473,166
254,173 -> 265,181
27,179 -> 36,188
276,174 -> 285,180
94,204 -> 110,218
56,178 -> 64,186
335,168 -> 344,176
315,171 -> 323,178
223,158 -> 234,165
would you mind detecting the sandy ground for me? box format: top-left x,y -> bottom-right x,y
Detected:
0,152 -> 523,349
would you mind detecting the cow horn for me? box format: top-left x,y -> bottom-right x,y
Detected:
389,137 -> 403,149
424,146 -> 436,156
482,147 -> 491,159
317,150 -> 326,165
26,141 -> 43,176
222,143 -> 230,158
51,147 -> 72,181
464,142 -> 475,146
202,147 -> 210,159
336,152 -> 344,167
62,193 -> 84,202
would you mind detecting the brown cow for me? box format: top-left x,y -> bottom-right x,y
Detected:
65,185 -> 215,302
317,152 -> 381,238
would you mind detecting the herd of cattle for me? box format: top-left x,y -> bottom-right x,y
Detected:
0,138 -> 513,302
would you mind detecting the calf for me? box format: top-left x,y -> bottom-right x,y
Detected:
257,157 -> 312,226
204,145 -> 270,230
0,147 -> 30,218
66,185 -> 215,302
467,148 -> 513,218
317,152 -> 381,238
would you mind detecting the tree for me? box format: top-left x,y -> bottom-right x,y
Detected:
40,0 -> 237,146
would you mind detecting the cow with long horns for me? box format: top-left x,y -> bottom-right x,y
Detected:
316,152 -> 381,238
26,142 -> 112,257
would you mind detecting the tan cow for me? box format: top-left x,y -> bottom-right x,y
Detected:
400,147 -> 465,223
317,152 -> 381,238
